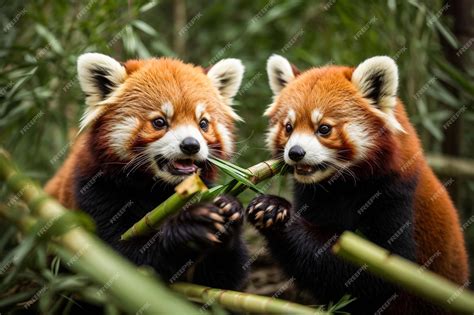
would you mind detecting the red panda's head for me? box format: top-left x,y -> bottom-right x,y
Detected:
264,55 -> 405,184
77,53 -> 244,184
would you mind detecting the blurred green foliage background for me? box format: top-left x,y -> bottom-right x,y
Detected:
0,0 -> 473,309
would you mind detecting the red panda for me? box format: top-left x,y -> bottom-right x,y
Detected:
45,53 -> 249,289
246,55 -> 468,314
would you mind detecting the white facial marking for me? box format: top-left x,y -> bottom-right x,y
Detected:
216,123 -> 233,157
108,116 -> 140,160
345,122 -> 373,161
147,124 -> 208,161
311,109 -> 323,125
161,102 -> 174,120
264,102 -> 277,117
265,125 -> 279,153
286,109 -> 296,125
147,124 -> 209,183
285,133 -> 332,166
195,103 -> 206,120
284,132 -> 338,183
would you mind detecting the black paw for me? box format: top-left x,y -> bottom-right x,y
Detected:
168,195 -> 243,250
246,195 -> 291,230
212,194 -> 244,224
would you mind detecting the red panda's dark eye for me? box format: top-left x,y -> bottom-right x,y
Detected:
199,118 -> 209,132
285,123 -> 293,134
317,124 -> 332,136
152,117 -> 167,130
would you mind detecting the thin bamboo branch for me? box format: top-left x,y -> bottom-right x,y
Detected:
120,174 -> 208,240
0,148 -> 198,315
427,154 -> 474,179
121,159 -> 283,240
171,282 -> 326,314
333,231 -> 474,314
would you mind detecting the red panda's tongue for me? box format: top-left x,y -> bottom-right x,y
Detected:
172,159 -> 198,173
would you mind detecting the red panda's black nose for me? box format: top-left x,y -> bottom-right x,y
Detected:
180,137 -> 201,155
288,145 -> 306,162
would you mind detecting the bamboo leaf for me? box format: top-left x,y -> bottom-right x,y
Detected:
34,24 -> 64,54
132,20 -> 158,36
212,161 -> 264,194
208,157 -> 252,176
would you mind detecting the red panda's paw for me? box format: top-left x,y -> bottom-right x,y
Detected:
173,196 -> 243,249
212,195 -> 244,225
246,195 -> 291,230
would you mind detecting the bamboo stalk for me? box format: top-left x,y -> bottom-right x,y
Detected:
120,174 -> 208,240
0,148 -> 198,315
427,154 -> 474,179
171,282 -> 326,314
121,159 -> 284,240
333,231 -> 474,314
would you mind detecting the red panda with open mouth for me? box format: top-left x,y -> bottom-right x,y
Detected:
45,53 -> 249,290
246,55 -> 468,314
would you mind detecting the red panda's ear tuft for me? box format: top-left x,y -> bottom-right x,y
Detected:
77,53 -> 127,131
266,54 -> 299,95
123,59 -> 144,75
352,56 -> 405,133
206,58 -> 245,106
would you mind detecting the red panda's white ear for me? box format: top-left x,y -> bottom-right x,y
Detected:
77,53 -> 127,131
266,54 -> 297,95
206,58 -> 244,105
352,56 -> 404,132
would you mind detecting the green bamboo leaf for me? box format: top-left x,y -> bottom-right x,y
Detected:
209,158 -> 263,193
133,36 -> 152,59
434,58 -> 474,96
122,25 -> 136,54
151,40 -> 176,56
34,24 -> 64,54
432,20 -> 458,49
208,157 -> 252,176
132,20 -> 158,36
426,82 -> 461,109
140,0 -> 159,13
217,165 -> 264,194
0,289 -> 38,308
421,117 -> 443,141
5,67 -> 37,99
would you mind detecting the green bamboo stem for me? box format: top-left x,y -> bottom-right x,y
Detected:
0,148 -> 199,315
171,282 -> 326,314
121,159 -> 284,240
333,231 -> 474,314
120,174 -> 208,240
229,158 -> 284,195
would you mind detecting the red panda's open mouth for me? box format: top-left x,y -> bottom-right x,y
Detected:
294,163 -> 329,176
167,159 -> 199,175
